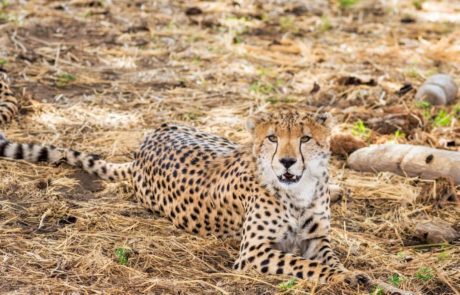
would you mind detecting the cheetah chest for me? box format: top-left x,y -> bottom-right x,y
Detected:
274,210 -> 307,253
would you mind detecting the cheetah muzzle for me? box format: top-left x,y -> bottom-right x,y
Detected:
278,171 -> 301,184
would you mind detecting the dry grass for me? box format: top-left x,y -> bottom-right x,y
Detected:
0,0 -> 459,294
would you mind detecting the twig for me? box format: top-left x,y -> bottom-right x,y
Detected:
371,279 -> 416,295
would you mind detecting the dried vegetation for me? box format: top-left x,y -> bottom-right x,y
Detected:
0,0 -> 459,294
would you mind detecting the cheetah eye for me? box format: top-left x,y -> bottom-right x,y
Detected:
300,135 -> 311,143
267,135 -> 278,143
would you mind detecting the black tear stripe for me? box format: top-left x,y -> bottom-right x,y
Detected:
15,144 -> 23,159
0,141 -> 9,157
37,147 -> 49,162
271,141 -> 278,166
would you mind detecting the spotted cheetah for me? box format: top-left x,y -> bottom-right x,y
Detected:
0,76 -> 370,287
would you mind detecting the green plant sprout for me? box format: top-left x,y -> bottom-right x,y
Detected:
371,285 -> 384,295
278,278 -> 297,291
352,119 -> 371,139
250,81 -> 275,95
433,109 -> 453,127
319,16 -> 332,32
405,67 -> 421,79
392,129 -> 406,141
115,247 -> 131,266
412,0 -> 425,10
338,0 -> 359,8
437,251 -> 449,262
279,16 -> 299,33
453,104 -> 460,118
415,266 -> 433,281
415,100 -> 431,119
57,72 -> 76,87
388,273 -> 404,287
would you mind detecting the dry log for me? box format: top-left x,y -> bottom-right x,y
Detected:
371,279 -> 415,295
347,144 -> 460,184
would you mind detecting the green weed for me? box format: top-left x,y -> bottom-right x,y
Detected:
279,16 -> 298,33
223,16 -> 251,34
453,104 -> 460,118
266,96 -> 296,105
250,81 -> 275,95
278,278 -> 297,291
392,129 -> 405,141
0,12 -> 9,23
115,248 -> 131,266
319,16 -> 332,32
233,35 -> 244,44
0,58 -> 6,66
416,100 -> 431,119
388,273 -> 404,287
415,267 -> 433,281
412,0 -> 424,10
192,56 -> 202,65
437,243 -> 450,261
338,0 -> 359,8
56,72 -> 76,87
257,67 -> 276,79
181,111 -> 203,121
433,109 -> 453,127
352,119 -> 371,139
416,100 -> 431,109
405,67 -> 421,79
396,251 -> 406,260
437,251 -> 449,262
371,285 -> 384,295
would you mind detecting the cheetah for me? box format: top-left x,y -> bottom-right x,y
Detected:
0,76 -> 370,288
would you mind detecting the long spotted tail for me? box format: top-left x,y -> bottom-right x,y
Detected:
0,133 -> 132,181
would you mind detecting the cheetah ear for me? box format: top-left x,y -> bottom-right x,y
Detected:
314,112 -> 334,128
246,113 -> 266,134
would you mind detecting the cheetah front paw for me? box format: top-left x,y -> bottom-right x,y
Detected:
333,270 -> 371,288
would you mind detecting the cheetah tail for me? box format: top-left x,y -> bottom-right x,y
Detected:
0,133 -> 132,181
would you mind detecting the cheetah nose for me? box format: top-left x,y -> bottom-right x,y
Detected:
279,157 -> 297,169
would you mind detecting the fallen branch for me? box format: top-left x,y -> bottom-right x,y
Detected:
348,144 -> 460,184
371,279 -> 416,295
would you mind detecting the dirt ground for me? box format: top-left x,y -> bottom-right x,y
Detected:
0,0 -> 459,294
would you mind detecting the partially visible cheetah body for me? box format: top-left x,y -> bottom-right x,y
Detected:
0,76 -> 369,286
0,74 -> 18,125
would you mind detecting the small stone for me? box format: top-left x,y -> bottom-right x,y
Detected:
415,74 -> 458,105
415,220 -> 459,244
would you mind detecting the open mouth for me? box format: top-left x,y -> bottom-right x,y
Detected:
278,172 -> 301,184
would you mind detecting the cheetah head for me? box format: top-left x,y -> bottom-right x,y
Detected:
247,108 -> 333,204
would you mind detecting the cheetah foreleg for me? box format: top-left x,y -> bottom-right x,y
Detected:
234,242 -> 345,284
300,236 -> 342,269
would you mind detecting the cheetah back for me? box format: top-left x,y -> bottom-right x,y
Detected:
132,124 -> 250,238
